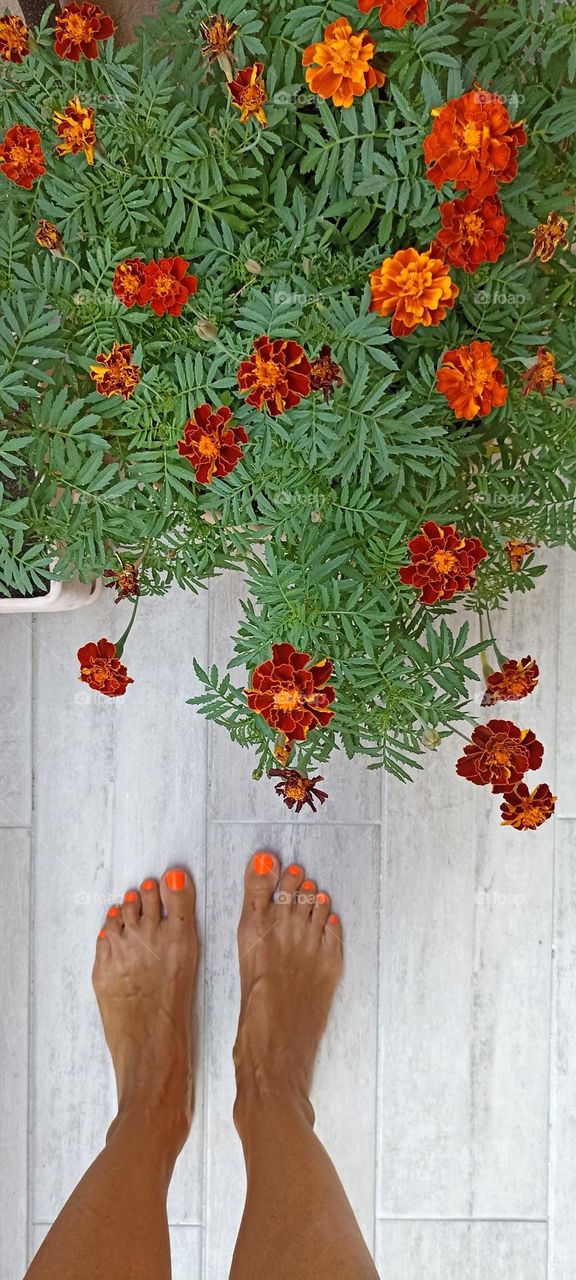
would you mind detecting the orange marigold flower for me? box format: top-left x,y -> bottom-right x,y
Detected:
370,247 -> 458,337
500,782 -> 556,831
138,257 -> 198,318
504,540 -> 538,571
200,13 -> 238,69
237,335 -> 311,416
357,0 -> 426,28
530,211 -> 569,263
268,767 -> 328,814
35,220 -> 63,254
482,656 -> 539,707
77,638 -> 133,697
89,343 -> 141,400
456,719 -> 544,792
399,520 -> 488,604
177,403 -> 248,484
112,257 -> 147,308
430,193 -> 507,273
53,96 -> 96,165
436,340 -> 507,420
0,13 -> 29,63
0,124 -> 45,190
303,18 -> 385,110
246,643 -> 335,742
228,63 -> 268,125
521,346 -> 565,396
104,563 -> 140,602
54,1 -> 115,60
423,89 -> 527,197
309,345 -> 345,400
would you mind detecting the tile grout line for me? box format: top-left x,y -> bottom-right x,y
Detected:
375,1215 -> 549,1224
545,545 -> 565,1279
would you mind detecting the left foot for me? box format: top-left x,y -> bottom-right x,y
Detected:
92,868 -> 198,1158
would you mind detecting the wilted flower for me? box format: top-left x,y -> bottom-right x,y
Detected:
269,767 -> 328,813
530,211 -> 569,263
521,347 -> 565,396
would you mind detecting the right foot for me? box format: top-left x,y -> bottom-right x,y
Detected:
92,868 -> 198,1160
233,852 -> 343,1125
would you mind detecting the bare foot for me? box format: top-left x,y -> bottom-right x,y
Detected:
92,868 -> 198,1161
233,852 -> 343,1128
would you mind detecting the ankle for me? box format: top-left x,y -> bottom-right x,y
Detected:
233,1068 -> 315,1140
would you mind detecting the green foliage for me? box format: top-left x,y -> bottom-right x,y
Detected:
0,0 -> 574,782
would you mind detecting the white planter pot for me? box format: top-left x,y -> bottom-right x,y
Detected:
0,576 -> 102,614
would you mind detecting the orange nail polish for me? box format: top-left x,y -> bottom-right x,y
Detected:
316,892 -> 328,905
98,929 -> 106,939
141,879 -> 155,891
301,880 -> 315,891
329,913 -> 339,925
166,869 -> 186,892
124,890 -> 138,902
287,864 -> 302,876
107,905 -> 119,917
253,852 -> 274,876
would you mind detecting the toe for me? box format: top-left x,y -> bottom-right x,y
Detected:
242,850 -> 280,921
104,904 -> 124,937
295,878 -> 316,921
122,888 -> 141,928
160,867 -> 196,928
140,877 -> 161,924
311,890 -> 331,932
277,862 -> 304,907
324,911 -> 342,951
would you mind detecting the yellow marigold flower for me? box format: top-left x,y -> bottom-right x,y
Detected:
303,17 -> 385,109
53,95 -> 96,165
370,247 -> 458,337
0,13 -> 29,63
530,211 -> 569,263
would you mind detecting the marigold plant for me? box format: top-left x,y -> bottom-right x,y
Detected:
0,0 -> 575,819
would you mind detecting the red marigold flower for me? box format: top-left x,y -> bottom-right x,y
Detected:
423,89 -> 527,197
54,1 -> 115,60
504,540 -> 538,571
436,340 -> 507,420
53,96 -> 96,165
138,257 -> 198,318
500,782 -> 556,831
199,13 -> 238,67
77,637 -> 133,697
35,220 -> 63,254
89,343 -> 141,400
399,520 -> 488,604
104,563 -> 140,602
303,18 -> 385,109
482,656 -> 539,707
530,211 -> 568,263
112,257 -> 147,308
0,14 -> 29,63
456,719 -> 543,792
177,403 -> 248,484
268,767 -> 328,814
309,345 -> 345,400
370,248 -> 458,337
430,193 -> 507,273
246,643 -> 335,742
237,335 -> 311,416
357,0 -> 426,28
228,63 -> 268,125
0,124 -> 45,190
521,347 -> 565,396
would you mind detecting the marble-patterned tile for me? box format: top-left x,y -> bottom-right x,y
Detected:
375,1219 -> 547,1279
556,547 -> 576,816
0,830 -> 30,1280
0,616 -> 32,825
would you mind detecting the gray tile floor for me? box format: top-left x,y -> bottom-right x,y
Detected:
0,548 -> 574,1280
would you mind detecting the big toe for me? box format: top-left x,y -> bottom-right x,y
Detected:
241,850 -> 279,924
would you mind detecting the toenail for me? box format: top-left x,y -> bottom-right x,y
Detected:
124,890 -> 138,902
141,879 -> 155,891
166,869 -> 186,892
287,864 -> 302,876
316,893 -> 328,905
98,929 -> 106,939
301,880 -> 315,891
329,913 -> 339,925
107,906 -> 119,917
253,852 -> 274,876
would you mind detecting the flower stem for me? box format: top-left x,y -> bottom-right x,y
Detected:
115,595 -> 139,658
485,609 -> 508,669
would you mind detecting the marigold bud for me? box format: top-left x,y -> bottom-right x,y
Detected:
244,258 -> 262,275
422,728 -> 441,750
194,319 -> 218,341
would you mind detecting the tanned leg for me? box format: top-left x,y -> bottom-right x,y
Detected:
231,852 -> 380,1280
25,868 -> 198,1280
